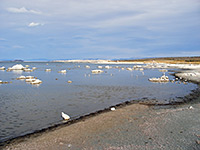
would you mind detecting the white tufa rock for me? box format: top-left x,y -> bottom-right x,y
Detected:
127,68 -> 133,71
148,74 -> 169,83
16,76 -> 26,80
25,78 -> 36,82
98,66 -> 103,69
91,69 -> 104,74
23,68 -> 33,72
67,80 -> 72,83
26,76 -> 34,79
85,65 -> 90,69
105,65 -> 111,69
45,69 -> 51,72
58,70 -> 66,73
11,64 -> 25,70
0,66 -> 5,70
30,79 -> 42,84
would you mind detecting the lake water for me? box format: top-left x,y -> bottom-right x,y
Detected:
0,62 -> 197,142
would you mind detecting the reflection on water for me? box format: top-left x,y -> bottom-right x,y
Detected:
0,62 -> 197,142
12,70 -> 23,75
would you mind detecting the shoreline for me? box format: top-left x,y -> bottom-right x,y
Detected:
52,56 -> 200,64
1,85 -> 200,149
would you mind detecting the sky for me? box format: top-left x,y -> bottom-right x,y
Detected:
0,0 -> 200,60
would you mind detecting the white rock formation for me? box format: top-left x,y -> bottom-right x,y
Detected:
0,66 -> 5,70
58,70 -> 67,73
16,76 -> 26,80
11,64 -> 25,70
30,79 -> 42,84
45,69 -> 51,72
91,69 -> 104,74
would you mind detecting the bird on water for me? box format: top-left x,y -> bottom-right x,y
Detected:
61,112 -> 70,120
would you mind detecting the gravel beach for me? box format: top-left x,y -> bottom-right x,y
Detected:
2,98 -> 200,150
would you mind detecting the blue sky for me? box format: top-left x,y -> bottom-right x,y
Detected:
0,0 -> 200,60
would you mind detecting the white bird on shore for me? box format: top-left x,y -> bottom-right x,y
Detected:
61,112 -> 70,120
188,106 -> 194,110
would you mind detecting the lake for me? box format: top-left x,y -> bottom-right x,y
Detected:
0,62 -> 197,142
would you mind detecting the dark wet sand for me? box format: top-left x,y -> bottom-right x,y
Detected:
2,98 -> 200,150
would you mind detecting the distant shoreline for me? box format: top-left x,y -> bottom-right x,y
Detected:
1,56 -> 200,64
54,56 -> 200,64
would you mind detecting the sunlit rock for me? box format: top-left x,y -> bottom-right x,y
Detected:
30,79 -> 42,84
0,66 -> 5,70
85,65 -> 90,69
98,66 -> 103,69
91,69 -> 104,74
58,70 -> 66,73
26,78 -> 36,82
45,69 -> 51,72
11,64 -> 25,70
105,65 -> 111,69
23,68 -> 33,72
149,74 -> 169,82
127,68 -> 132,71
16,76 -> 26,80
32,67 -> 37,70
26,76 -> 34,79
67,80 -> 72,83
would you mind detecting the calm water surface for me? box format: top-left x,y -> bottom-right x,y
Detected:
0,62 -> 197,142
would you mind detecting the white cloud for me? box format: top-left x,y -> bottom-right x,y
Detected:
28,22 -> 43,27
7,7 -> 42,14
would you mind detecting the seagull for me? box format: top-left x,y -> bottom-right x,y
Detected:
188,106 -> 194,110
61,112 -> 70,120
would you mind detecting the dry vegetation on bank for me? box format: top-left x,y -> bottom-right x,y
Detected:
113,56 -> 200,64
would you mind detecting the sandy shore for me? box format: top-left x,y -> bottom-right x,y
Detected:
2,99 -> 200,150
